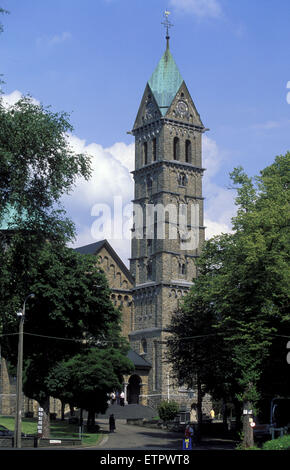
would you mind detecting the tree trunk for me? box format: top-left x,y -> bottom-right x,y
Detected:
80,408 -> 83,428
39,396 -> 50,439
242,401 -> 254,448
222,399 -> 228,433
61,401 -> 65,421
196,378 -> 203,442
87,409 -> 96,432
234,400 -> 242,434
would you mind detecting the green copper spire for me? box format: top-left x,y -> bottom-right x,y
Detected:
148,45 -> 183,117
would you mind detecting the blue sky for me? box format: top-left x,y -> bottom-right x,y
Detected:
1,0 -> 290,263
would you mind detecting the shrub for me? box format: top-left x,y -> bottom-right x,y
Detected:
157,400 -> 179,422
262,434 -> 290,450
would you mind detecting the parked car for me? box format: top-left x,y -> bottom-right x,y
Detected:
0,425 -> 35,438
0,425 -> 14,437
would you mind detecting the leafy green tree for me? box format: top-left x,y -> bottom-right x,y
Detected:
1,241 -> 125,437
0,95 -> 92,342
0,96 -> 91,240
167,152 -> 290,448
47,347 -> 133,430
167,256 -> 242,437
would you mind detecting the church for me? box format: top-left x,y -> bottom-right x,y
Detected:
75,27 -> 208,412
0,23 -> 212,417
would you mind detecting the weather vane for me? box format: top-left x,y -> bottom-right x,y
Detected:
161,10 -> 173,42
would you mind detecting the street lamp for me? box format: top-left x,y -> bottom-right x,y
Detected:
14,293 -> 35,449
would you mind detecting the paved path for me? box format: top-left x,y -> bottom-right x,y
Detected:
96,419 -> 184,450
95,419 -> 236,451
96,404 -> 156,420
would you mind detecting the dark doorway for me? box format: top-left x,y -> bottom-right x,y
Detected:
127,375 -> 141,404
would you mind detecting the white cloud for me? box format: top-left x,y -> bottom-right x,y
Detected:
169,0 -> 223,18
1,90 -> 40,107
62,135 -> 134,264
105,141 -> 135,173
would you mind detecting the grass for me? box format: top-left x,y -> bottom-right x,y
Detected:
0,415 -> 101,446
262,434 -> 290,450
0,415 -> 37,434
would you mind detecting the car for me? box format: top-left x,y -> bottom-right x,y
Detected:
0,425 -> 14,437
0,425 -> 35,438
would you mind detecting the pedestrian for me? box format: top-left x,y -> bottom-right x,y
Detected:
109,414 -> 116,433
116,390 -> 120,405
185,423 -> 194,439
110,391 -> 116,405
120,391 -> 125,406
183,423 -> 194,449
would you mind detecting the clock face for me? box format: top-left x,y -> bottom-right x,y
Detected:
177,100 -> 188,115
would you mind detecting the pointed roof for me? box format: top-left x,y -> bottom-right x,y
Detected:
148,45 -> 183,117
74,239 -> 134,284
127,349 -> 151,369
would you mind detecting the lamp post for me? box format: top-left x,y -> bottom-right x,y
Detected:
14,293 -> 35,449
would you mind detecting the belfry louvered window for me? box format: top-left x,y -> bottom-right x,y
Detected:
143,142 -> 148,165
173,137 -> 179,160
185,140 -> 191,163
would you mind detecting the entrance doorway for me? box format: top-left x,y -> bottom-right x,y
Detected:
127,375 -> 141,404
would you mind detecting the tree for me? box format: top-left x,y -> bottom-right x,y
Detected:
0,97 -> 91,235
47,347 -> 133,431
1,241 -> 126,437
0,94 -> 93,437
167,238 -> 243,438
0,95 -> 92,335
167,152 -> 290,447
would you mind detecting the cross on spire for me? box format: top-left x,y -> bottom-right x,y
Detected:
161,10 -> 173,49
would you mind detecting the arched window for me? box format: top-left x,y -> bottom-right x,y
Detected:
147,176 -> 153,192
143,142 -> 148,165
141,338 -> 147,355
152,138 -> 157,162
179,262 -> 186,276
173,137 -> 179,161
185,140 -> 191,163
116,272 -> 121,287
178,173 -> 187,187
147,260 -> 152,280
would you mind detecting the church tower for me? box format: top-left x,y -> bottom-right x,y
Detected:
129,19 -> 206,409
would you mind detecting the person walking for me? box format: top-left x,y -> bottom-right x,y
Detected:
109,414 -> 116,433
120,391 -> 125,406
184,422 -> 194,448
110,391 -> 116,405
